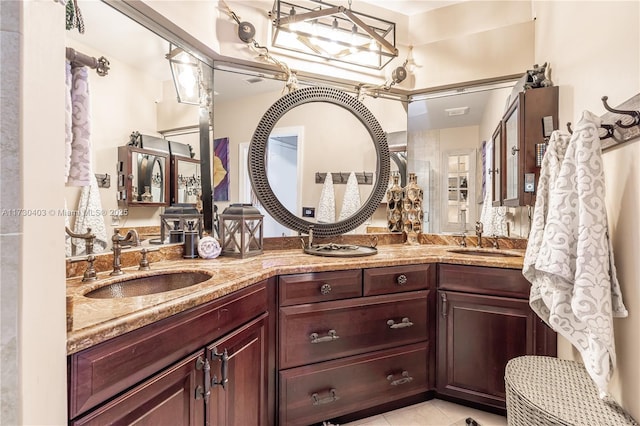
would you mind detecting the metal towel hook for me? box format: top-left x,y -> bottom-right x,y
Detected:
601,96 -> 640,129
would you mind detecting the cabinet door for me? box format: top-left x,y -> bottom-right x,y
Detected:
491,122 -> 502,207
503,98 -> 521,206
71,351 -> 204,426
207,313 -> 269,426
436,290 -> 539,410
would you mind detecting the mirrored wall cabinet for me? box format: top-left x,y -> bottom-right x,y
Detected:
117,146 -> 170,207
494,86 -> 558,207
171,155 -> 201,205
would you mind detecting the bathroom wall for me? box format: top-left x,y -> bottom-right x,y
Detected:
11,1 -> 68,424
533,0 -> 640,419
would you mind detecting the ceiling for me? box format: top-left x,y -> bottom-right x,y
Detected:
358,0 -> 464,16
67,0 -> 508,130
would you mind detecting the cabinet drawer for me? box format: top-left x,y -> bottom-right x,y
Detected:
280,291 -> 429,369
363,264 -> 433,296
68,280 -> 269,419
279,342 -> 429,426
438,264 -> 530,298
279,269 -> 362,306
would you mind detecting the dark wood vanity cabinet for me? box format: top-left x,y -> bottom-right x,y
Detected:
436,264 -> 556,412
68,278 -> 276,426
278,264 -> 436,426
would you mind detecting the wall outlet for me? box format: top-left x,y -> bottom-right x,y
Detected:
302,207 -> 315,218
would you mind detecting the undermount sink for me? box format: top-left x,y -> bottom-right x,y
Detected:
447,248 -> 522,258
84,271 -> 212,299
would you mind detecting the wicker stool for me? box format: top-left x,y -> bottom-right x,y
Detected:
505,356 -> 638,426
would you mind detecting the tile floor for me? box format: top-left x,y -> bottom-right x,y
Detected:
342,399 -> 507,426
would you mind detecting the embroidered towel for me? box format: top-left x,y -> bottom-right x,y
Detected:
317,173 -> 336,223
67,64 -> 92,186
523,112 -> 628,398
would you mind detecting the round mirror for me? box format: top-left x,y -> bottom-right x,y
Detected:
249,87 -> 390,238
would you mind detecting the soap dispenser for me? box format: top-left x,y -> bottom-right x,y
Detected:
183,220 -> 199,259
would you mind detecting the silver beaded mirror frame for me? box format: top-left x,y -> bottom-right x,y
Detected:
249,86 -> 390,238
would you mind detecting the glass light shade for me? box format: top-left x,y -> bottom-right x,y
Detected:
167,47 -> 200,105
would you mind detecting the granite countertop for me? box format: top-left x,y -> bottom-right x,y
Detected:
66,244 -> 525,355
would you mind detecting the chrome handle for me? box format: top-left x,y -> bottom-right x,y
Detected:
441,292 -> 448,318
311,388 -> 339,405
387,317 -> 414,329
387,371 -> 413,386
310,329 -> 339,344
396,274 -> 408,286
320,283 -> 332,295
211,348 -> 229,390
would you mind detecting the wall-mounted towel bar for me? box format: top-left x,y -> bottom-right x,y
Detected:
65,47 -> 110,76
315,172 -> 374,185
566,93 -> 640,151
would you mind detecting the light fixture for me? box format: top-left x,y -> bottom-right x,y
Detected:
270,0 -> 398,69
166,45 -> 201,105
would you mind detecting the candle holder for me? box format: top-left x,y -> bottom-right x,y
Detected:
220,204 -> 263,258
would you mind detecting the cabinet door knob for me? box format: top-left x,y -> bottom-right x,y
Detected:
309,329 -> 339,344
311,388 -> 339,405
319,283 -> 332,295
387,317 -> 414,329
396,274 -> 408,286
387,371 -> 413,386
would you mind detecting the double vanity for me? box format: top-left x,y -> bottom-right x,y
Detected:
66,242 -> 556,426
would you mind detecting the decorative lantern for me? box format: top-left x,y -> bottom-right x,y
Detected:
160,205 -> 203,244
220,204 -> 263,258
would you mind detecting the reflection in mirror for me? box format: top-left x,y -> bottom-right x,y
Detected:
117,146 -> 169,207
407,81 -> 529,237
267,102 -> 376,222
172,157 -> 201,205
63,1 -> 213,257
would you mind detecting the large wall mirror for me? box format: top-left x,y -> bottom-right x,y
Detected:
64,0 -> 526,250
64,1 -> 213,256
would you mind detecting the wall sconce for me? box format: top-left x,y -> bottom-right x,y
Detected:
271,0 -> 398,69
220,204 -> 264,258
166,45 -> 201,105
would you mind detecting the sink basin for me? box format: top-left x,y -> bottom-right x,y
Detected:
447,248 -> 522,258
84,271 -> 212,299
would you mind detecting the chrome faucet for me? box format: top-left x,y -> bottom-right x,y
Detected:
110,228 -> 140,276
475,221 -> 484,248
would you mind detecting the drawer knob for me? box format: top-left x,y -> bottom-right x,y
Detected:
387,370 -> 413,386
319,283 -> 332,295
311,388 -> 339,405
396,274 -> 408,286
309,329 -> 339,344
387,317 -> 414,329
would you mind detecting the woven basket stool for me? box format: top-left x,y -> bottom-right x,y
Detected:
505,356 -> 638,426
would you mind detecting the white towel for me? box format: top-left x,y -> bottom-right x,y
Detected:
339,172 -> 361,220
67,64 -> 92,186
479,141 -> 507,236
316,173 -> 335,223
72,174 -> 108,255
523,111 -> 628,399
